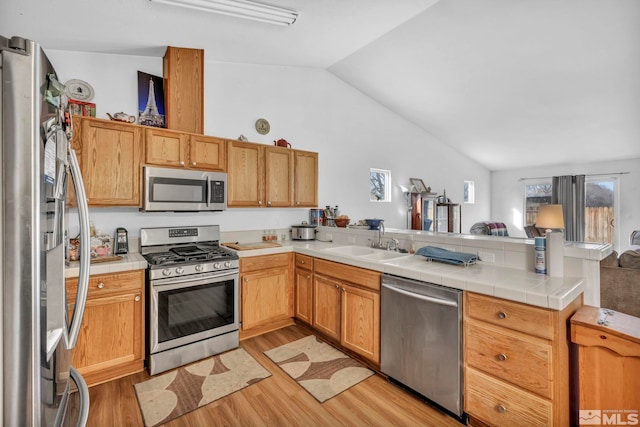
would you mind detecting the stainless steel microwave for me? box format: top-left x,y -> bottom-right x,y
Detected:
142,166 -> 227,212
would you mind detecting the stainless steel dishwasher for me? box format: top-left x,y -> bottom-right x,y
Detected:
381,274 -> 464,420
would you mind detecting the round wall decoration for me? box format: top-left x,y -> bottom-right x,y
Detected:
255,118 -> 270,135
64,79 -> 95,102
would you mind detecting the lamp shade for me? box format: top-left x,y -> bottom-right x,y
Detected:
536,204 -> 565,229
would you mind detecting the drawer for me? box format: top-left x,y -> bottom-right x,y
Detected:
66,270 -> 144,300
241,253 -> 291,273
466,367 -> 552,427
466,319 -> 553,399
465,292 -> 554,340
295,253 -> 314,270
315,258 -> 380,291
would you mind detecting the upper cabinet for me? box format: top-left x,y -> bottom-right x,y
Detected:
71,116 -> 143,207
163,46 -> 204,134
145,128 -> 226,171
227,140 -> 318,208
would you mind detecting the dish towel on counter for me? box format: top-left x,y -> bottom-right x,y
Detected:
416,246 -> 478,266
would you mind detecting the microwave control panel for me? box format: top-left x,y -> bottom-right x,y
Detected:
211,181 -> 225,203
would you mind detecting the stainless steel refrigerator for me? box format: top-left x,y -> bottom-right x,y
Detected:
1,35 -> 92,426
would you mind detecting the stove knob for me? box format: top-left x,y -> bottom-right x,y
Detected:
224,261 -> 232,268
176,267 -> 184,274
195,264 -> 204,272
162,268 -> 171,276
214,262 -> 221,269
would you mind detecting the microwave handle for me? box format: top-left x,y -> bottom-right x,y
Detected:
206,176 -> 210,208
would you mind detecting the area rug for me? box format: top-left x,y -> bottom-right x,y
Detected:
264,335 -> 374,403
134,348 -> 271,427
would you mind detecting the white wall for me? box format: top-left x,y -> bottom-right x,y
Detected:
491,158 -> 640,252
47,49 -> 490,238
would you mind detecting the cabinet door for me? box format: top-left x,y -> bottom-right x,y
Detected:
227,141 -> 264,207
145,128 -> 188,167
264,146 -> 293,207
294,150 -> 318,207
341,284 -> 380,363
71,290 -> 144,386
313,275 -> 342,341
241,266 -> 292,330
75,117 -> 143,206
294,267 -> 313,324
164,46 -> 204,134
188,134 -> 226,171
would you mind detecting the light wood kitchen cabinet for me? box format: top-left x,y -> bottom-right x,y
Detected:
65,270 -> 145,387
294,254 -> 314,325
313,259 -> 381,364
464,292 -> 582,427
71,116 -> 143,206
145,128 -> 226,171
227,140 -> 317,208
240,253 -> 294,338
293,150 -> 318,207
163,46 -> 204,134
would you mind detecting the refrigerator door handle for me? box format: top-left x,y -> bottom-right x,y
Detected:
66,148 -> 91,349
69,367 -> 90,427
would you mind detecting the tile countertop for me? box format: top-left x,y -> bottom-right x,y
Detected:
233,240 -> 585,311
65,252 -> 147,278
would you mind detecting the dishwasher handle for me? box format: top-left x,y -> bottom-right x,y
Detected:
382,282 -> 458,308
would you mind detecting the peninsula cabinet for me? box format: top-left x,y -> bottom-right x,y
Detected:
65,269 -> 145,387
464,292 -> 582,427
145,128 -> 226,171
71,116 -> 143,206
227,140 -> 318,208
313,259 -> 381,364
294,254 -> 314,325
240,253 -> 294,339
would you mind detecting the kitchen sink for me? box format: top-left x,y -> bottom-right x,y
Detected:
322,245 -> 412,261
322,245 -> 377,256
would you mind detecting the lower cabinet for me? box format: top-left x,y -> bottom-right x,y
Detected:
65,270 -> 145,387
464,291 -> 581,427
313,259 -> 381,364
294,254 -> 314,325
240,253 -> 294,338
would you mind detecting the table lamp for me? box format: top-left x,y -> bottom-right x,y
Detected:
536,204 -> 565,277
399,184 -> 416,229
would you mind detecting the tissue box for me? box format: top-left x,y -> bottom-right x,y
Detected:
90,234 -> 113,258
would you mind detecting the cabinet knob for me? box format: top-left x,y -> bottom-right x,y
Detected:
179,161 -> 185,166
267,200 -> 272,207
300,260 -> 305,264
258,200 -> 262,206
497,405 -> 507,414
192,161 -> 196,166
296,201 -> 300,205
97,282 -> 105,289
134,295 -> 141,302
497,353 -> 507,361
244,277 -> 249,282
306,275 -> 311,279
497,311 -> 507,319
335,284 -> 339,289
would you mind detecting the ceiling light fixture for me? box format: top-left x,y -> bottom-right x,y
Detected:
149,0 -> 298,26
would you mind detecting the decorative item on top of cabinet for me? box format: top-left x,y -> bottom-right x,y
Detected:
313,259 -> 381,365
240,253 -> 294,339
145,127 -> 227,171
464,291 -> 582,427
70,116 -> 143,207
163,46 -> 204,134
65,269 -> 145,387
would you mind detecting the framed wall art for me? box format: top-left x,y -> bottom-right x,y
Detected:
137,71 -> 166,128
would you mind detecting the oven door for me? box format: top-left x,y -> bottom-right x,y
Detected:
149,270 -> 238,354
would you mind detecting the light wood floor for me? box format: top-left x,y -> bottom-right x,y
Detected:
84,325 -> 463,426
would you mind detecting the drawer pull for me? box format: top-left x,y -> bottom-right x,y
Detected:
134,295 -> 141,302
97,282 -> 105,289
497,404 -> 507,414
300,260 -> 305,264
497,311 -> 507,319
497,353 -> 507,361
306,275 -> 311,279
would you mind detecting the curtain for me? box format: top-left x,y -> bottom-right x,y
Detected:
552,175 -> 585,242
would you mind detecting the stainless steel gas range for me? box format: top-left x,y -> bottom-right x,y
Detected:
140,225 -> 239,375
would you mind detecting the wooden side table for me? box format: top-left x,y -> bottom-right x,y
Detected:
571,306 -> 640,425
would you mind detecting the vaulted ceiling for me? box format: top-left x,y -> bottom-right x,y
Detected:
3,0 -> 639,171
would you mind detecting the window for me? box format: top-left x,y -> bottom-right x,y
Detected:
370,168 -> 391,202
463,181 -> 475,204
524,180 -> 552,226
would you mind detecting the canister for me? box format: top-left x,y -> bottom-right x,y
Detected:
534,236 -> 546,274
309,208 -> 324,226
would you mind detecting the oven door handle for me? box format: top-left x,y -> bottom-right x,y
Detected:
152,271 -> 238,291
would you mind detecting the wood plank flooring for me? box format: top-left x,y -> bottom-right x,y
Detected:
83,325 -> 463,426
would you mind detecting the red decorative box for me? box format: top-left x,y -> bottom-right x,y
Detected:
68,99 -> 96,117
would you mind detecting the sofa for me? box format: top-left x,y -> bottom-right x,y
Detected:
599,248 -> 640,318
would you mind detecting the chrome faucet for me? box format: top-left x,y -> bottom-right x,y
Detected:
377,221 -> 385,248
